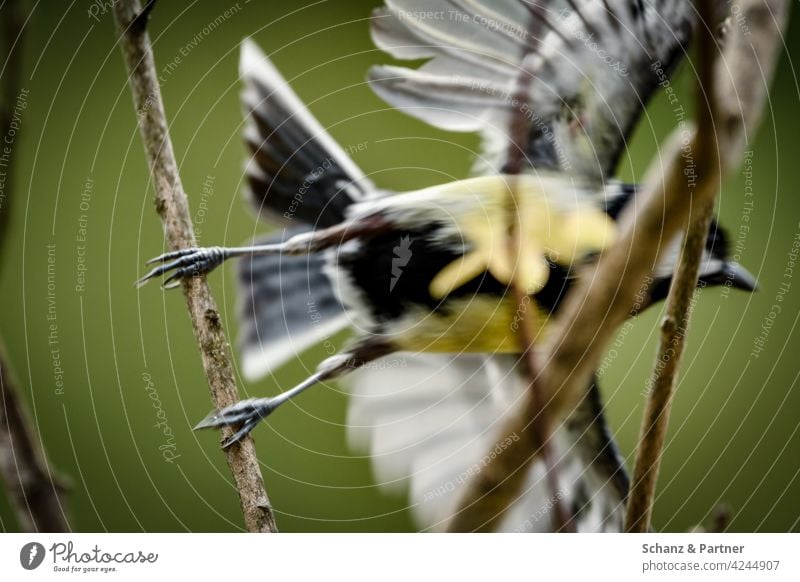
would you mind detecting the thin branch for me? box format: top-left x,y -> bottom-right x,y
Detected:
545,0 -> 786,432
625,198 -> 718,531
625,0 -> 788,533
450,0 -> 788,530
0,0 -> 25,259
112,0 -> 278,532
504,17 -> 571,533
0,341 -> 71,532
447,7 -> 571,532
625,0 -> 721,533
0,0 -> 71,533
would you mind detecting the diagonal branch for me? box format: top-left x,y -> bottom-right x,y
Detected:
0,0 -> 71,533
0,341 -> 71,532
450,0 -> 788,531
625,0 -> 789,532
0,0 -> 25,261
624,0 -> 722,533
502,19 -> 571,534
112,0 -> 278,532
447,7 -> 571,532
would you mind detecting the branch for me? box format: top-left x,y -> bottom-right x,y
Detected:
112,0 -> 278,532
0,0 -> 71,533
446,7 -> 572,532
0,0 -> 25,259
449,0 -> 788,530
0,341 -> 71,531
624,0 -> 721,532
625,0 -> 789,532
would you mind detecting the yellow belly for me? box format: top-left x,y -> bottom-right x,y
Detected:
392,296 -> 550,354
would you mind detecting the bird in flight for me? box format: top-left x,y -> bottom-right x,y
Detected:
139,0 -> 754,531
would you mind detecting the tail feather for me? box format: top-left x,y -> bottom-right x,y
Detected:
239,38 -> 377,228
238,229 -> 349,381
236,39 -> 386,377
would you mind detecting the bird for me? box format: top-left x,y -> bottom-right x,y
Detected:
138,0 -> 754,531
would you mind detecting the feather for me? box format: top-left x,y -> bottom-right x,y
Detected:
345,353 -> 629,531
240,39 -> 377,227
368,0 -> 696,179
367,65 -> 513,133
238,229 -> 350,381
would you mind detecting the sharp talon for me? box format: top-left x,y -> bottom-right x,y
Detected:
221,419 -> 260,449
162,270 -> 184,288
137,247 -> 225,288
145,247 -> 197,265
145,254 -> 167,266
194,410 -> 223,431
137,254 -> 193,287
145,256 -> 163,266
193,398 -> 277,446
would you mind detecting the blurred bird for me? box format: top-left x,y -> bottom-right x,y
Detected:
139,0 -> 754,531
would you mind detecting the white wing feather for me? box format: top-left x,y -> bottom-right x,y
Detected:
346,353 -> 628,531
369,0 -> 696,178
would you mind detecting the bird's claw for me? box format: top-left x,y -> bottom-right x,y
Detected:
194,397 -> 278,448
136,246 -> 227,288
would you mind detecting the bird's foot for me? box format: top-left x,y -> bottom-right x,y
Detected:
136,246 -> 227,288
194,397 -> 279,448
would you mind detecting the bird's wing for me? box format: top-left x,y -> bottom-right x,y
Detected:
240,39 -> 377,227
368,0 -> 695,180
345,354 -> 628,531
237,229 -> 349,382
238,39 -> 384,379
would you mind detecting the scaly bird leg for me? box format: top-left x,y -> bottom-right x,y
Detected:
136,214 -> 391,289
195,339 -> 394,448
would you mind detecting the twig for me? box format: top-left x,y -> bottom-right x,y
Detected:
625,0 -> 787,532
0,0 -> 71,533
446,6 -> 571,532
0,0 -> 25,258
625,0 -> 720,532
0,342 -> 71,531
112,0 -> 278,532
450,0 -> 788,530
624,199 -> 718,532
505,27 -> 572,537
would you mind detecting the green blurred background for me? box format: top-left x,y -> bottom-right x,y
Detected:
0,0 -> 798,532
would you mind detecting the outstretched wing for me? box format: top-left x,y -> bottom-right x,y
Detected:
346,354 -> 629,531
368,0 -> 695,179
240,39 -> 377,227
236,40 -> 371,380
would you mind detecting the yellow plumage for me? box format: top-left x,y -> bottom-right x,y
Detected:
419,175 -> 616,299
364,173 -> 617,354
392,297 -> 547,353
